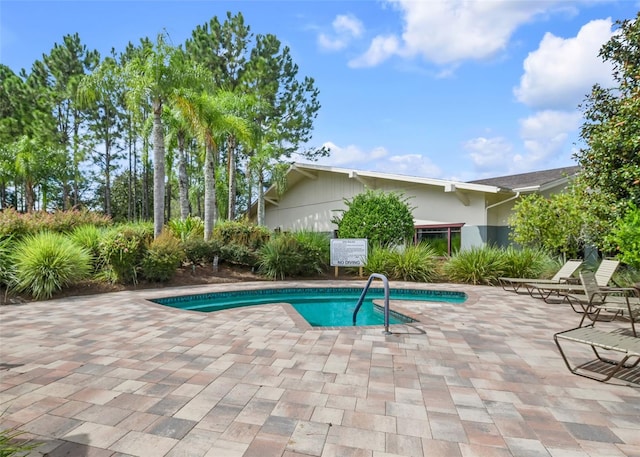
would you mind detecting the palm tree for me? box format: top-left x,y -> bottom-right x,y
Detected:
173,90 -> 250,240
123,34 -> 206,237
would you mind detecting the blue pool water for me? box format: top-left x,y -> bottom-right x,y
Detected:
152,288 -> 466,327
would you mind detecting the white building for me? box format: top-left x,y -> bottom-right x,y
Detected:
252,162 -> 580,253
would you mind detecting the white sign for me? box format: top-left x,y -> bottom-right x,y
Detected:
330,238 -> 368,267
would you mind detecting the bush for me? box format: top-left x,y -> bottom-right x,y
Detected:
293,230 -> 330,275
389,243 -> 438,282
0,208 -> 111,239
364,243 -> 437,282
220,243 -> 259,267
332,190 -> 415,247
443,246 -> 507,285
0,236 -> 15,288
99,223 -> 153,284
258,234 -> 304,280
141,232 -> 185,282
11,231 -> 91,300
500,246 -> 555,279
69,224 -> 103,271
606,204 -> 640,270
184,238 -> 222,265
363,245 -> 394,277
212,220 -> 270,250
167,215 -> 204,242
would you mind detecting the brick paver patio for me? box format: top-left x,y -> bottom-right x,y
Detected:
1,280 -> 639,457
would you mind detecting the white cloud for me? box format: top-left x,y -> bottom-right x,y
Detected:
514,18 -> 616,110
515,110 -> 582,168
348,35 -> 400,68
318,14 -> 364,52
333,14 -> 364,37
294,142 -> 442,178
464,137 -> 513,171
352,0 -> 553,67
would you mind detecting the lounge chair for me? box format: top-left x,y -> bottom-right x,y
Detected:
554,326 -> 640,383
564,270 -> 640,337
498,259 -> 582,293
525,259 -> 620,302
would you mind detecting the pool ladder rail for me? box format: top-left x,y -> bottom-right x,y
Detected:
352,273 -> 391,334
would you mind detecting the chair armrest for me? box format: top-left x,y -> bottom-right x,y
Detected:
560,277 -> 580,284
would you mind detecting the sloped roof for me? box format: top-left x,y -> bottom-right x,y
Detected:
468,166 -> 581,191
282,162 -> 505,194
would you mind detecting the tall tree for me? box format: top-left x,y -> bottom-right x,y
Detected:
173,90 -> 250,239
78,54 -> 126,216
123,34 -> 206,237
576,12 -> 640,212
41,33 -> 100,208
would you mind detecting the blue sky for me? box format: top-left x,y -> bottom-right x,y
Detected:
1,1 -> 636,181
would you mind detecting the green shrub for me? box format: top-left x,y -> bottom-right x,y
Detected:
11,231 -> 91,300
364,243 -> 437,282
220,243 -> 259,267
141,232 -> 185,282
184,238 -> 222,265
443,246 -> 507,285
212,220 -> 270,250
99,223 -> 152,284
69,224 -> 103,271
332,190 -> 415,247
0,236 -> 15,288
500,246 -> 554,279
167,215 -> 204,242
257,234 -> 304,280
293,230 -> 330,275
606,204 -> 640,269
363,245 -> 395,277
389,243 -> 437,282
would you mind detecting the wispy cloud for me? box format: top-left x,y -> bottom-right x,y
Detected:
318,14 -> 364,52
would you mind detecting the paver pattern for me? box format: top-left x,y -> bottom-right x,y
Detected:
1,280 -> 639,457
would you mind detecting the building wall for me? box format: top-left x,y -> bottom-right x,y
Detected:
264,170 -> 492,235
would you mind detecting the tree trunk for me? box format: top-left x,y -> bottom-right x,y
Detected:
204,143 -> 217,241
177,133 -> 190,220
25,180 -> 35,213
227,135 -> 236,220
152,101 -> 165,238
257,170 -> 265,226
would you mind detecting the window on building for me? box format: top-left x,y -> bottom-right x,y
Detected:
415,224 -> 463,256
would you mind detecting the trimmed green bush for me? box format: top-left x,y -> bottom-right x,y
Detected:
443,246 -> 507,285
11,231 -> 91,300
141,232 -> 185,282
99,223 -> 153,284
332,190 -> 415,247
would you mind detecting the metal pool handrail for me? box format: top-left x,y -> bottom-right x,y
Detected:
353,273 -> 391,334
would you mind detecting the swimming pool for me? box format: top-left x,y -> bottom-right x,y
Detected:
152,287 -> 467,327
